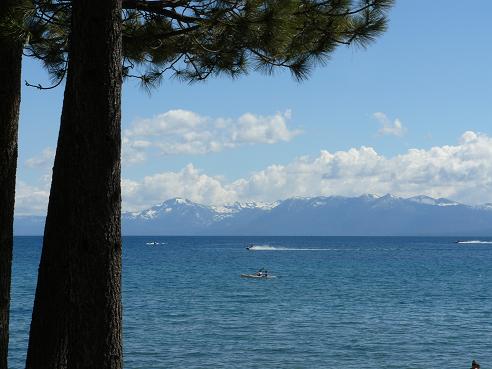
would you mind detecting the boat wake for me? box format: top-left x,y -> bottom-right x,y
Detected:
247,245 -> 332,251
456,240 -> 492,244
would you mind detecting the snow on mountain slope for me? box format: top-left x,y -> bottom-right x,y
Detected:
15,195 -> 492,235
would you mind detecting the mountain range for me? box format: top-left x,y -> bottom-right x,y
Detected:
14,194 -> 492,236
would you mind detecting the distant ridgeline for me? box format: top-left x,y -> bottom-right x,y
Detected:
15,195 -> 492,236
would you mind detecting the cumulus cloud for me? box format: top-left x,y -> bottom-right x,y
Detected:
121,131 -> 492,211
374,112 -> 407,137
122,164 -> 237,211
25,147 -> 55,168
15,181 -> 50,215
122,109 -> 301,163
16,131 -> 492,214
122,137 -> 148,165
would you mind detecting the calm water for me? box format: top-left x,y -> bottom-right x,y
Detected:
9,236 -> 492,368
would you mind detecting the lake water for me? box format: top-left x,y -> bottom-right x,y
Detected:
9,236 -> 492,368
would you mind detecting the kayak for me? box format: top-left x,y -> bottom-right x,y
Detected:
240,273 -> 273,279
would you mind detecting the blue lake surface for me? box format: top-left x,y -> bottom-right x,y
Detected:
9,236 -> 492,368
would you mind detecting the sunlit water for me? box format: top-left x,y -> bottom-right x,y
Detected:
10,236 -> 492,368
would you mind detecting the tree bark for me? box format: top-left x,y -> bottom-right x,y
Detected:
26,1 -> 123,368
0,2 -> 22,369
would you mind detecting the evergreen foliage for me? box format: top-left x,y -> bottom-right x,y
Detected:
7,0 -> 393,89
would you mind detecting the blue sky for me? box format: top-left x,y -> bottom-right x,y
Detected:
16,1 -> 492,214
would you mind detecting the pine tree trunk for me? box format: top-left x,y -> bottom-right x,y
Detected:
0,2 -> 22,368
26,1 -> 123,368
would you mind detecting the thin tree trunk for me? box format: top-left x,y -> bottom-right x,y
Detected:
0,2 -> 22,369
26,0 -> 123,368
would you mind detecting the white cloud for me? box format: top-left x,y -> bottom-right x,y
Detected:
374,112 -> 407,137
15,181 -> 50,216
16,131 -> 492,214
232,111 -> 298,144
122,109 -> 301,162
122,137 -> 148,164
121,131 -> 492,211
25,147 -> 55,168
18,148 -> 54,215
122,164 -> 237,211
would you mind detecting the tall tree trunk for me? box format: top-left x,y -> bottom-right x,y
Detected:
26,0 -> 123,368
0,2 -> 22,369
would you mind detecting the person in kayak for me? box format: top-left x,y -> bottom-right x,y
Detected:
256,268 -> 268,277
470,360 -> 480,369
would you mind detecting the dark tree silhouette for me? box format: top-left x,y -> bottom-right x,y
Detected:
0,2 -> 23,369
25,0 -> 123,368
2,1 -> 393,368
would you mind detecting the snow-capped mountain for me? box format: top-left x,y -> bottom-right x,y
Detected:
121,197 -> 278,235
122,194 -> 492,235
14,194 -> 492,236
407,195 -> 460,207
123,198 -> 217,235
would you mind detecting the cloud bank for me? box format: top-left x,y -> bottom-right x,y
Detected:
16,131 -> 492,214
15,181 -> 50,216
123,109 -> 301,163
25,147 -> 55,168
121,131 -> 492,211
